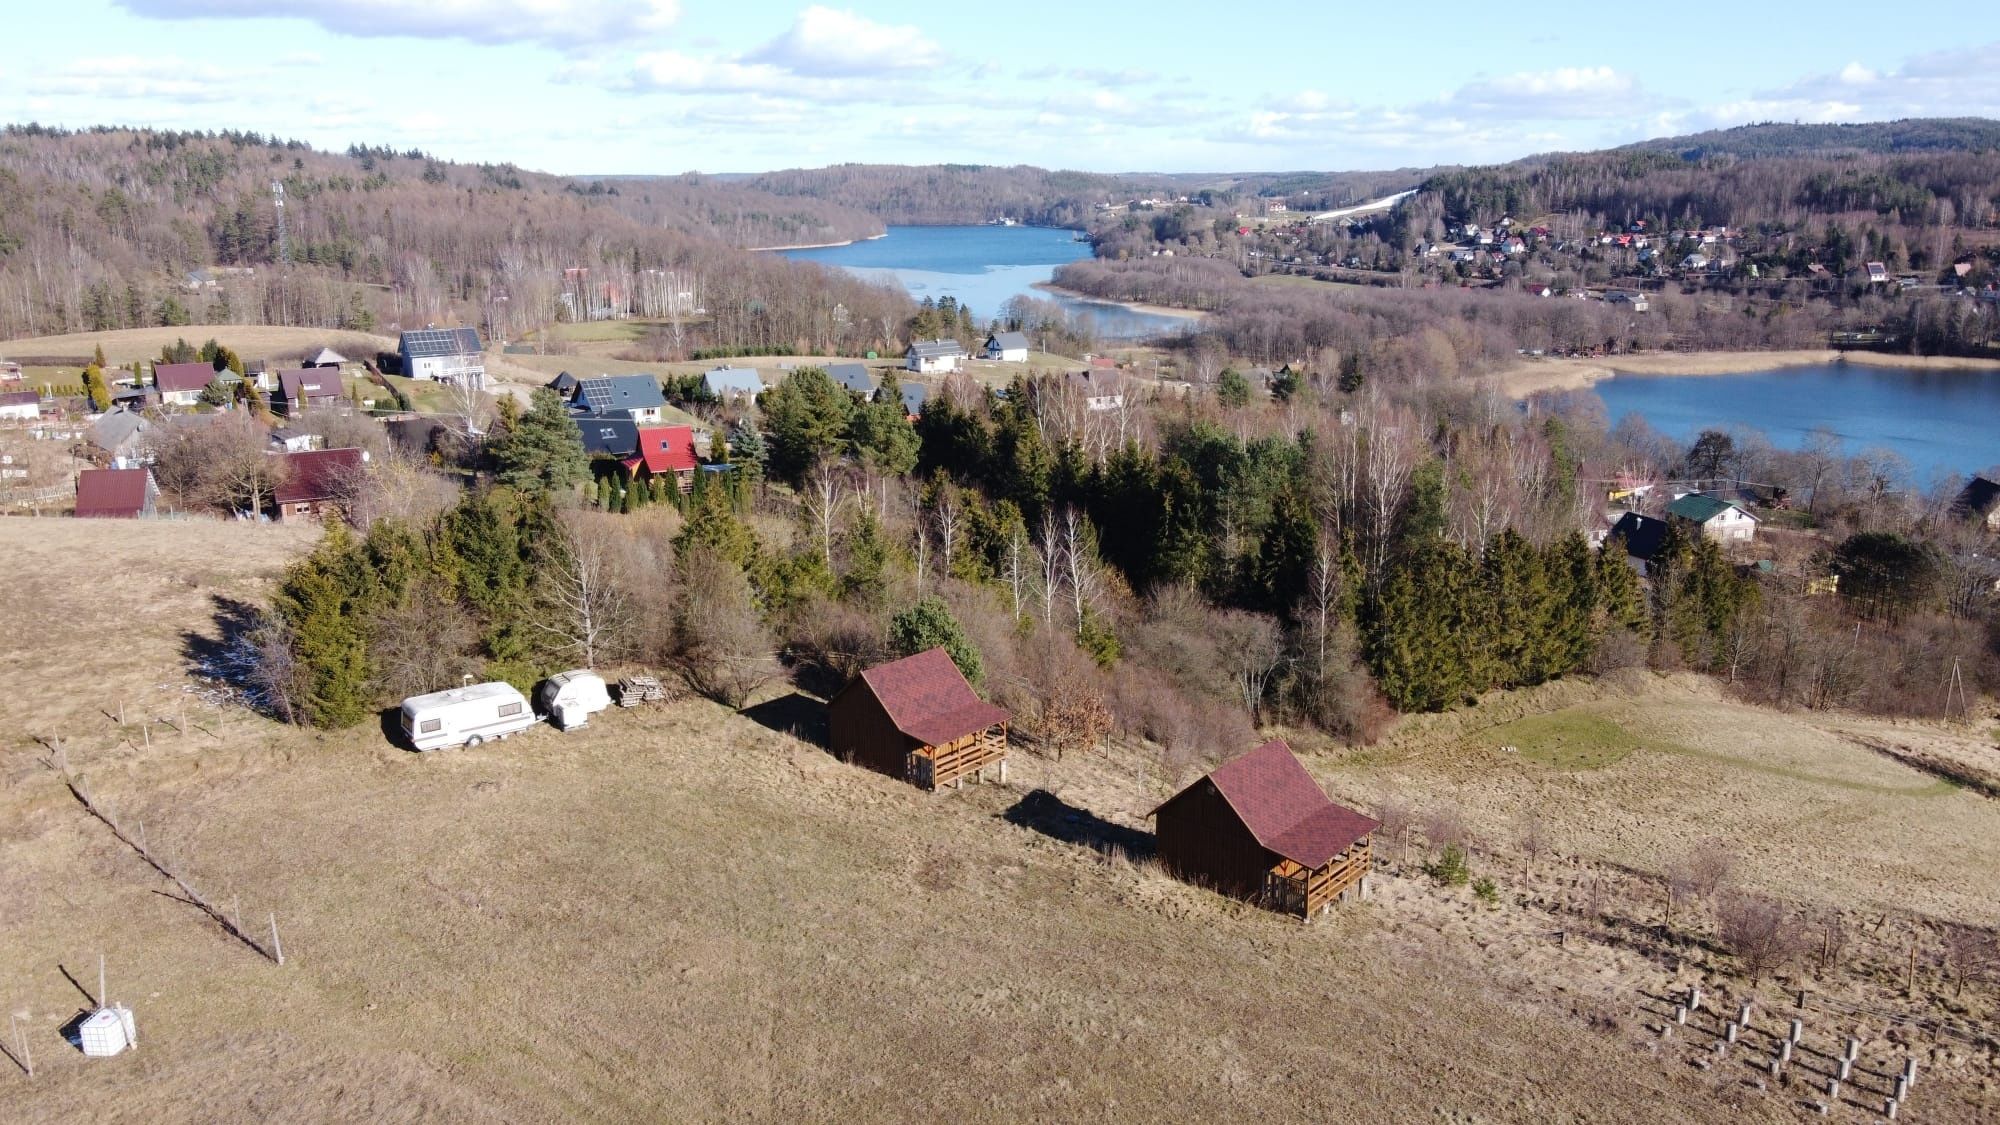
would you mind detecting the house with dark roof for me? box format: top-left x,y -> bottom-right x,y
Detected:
152,361 -> 222,407
905,338 -> 967,375
1666,491 -> 1757,544
1152,739 -> 1377,918
275,368 -> 341,415
0,389 -> 41,421
74,467 -> 158,519
90,407 -> 151,467
546,371 -> 581,398
1607,511 -> 1671,576
621,424 -> 699,491
1951,475 -> 2000,533
897,381 -> 928,419
827,362 -> 878,397
984,330 -> 1031,362
271,447 -> 366,522
827,647 -> 1010,791
577,416 -> 640,459
398,327 -> 484,385
575,375 -> 666,423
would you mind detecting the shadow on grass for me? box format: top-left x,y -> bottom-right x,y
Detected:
1000,788 -> 1155,861
741,692 -> 828,748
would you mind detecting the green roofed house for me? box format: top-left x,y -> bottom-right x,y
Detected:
1666,491 -> 1758,544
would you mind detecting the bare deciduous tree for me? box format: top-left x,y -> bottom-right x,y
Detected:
672,547 -> 779,707
532,513 -> 632,669
1717,893 -> 1805,983
1942,923 -> 1999,998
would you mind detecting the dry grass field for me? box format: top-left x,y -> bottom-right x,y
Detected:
0,326 -> 396,368
1,516 -> 1995,1121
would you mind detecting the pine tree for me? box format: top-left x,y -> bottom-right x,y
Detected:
675,485 -> 760,571
1481,529 -> 1554,687
847,372 -> 919,478
1368,538 -> 1483,712
889,596 -> 983,684
273,524 -> 374,728
1543,531 -> 1597,673
1249,487 -> 1319,618
490,389 -> 588,495
761,366 -> 855,483
1592,538 -> 1650,641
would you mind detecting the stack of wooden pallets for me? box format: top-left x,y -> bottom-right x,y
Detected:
617,675 -> 670,708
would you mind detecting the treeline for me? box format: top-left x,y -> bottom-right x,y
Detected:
0,126 -> 900,347
744,163 -> 1180,227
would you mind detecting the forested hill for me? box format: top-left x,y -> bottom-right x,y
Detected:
1403,116 -> 2000,230
743,163 -> 1180,227
0,125 -> 904,346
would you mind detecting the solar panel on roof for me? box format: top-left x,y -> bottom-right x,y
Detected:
401,328 -> 481,359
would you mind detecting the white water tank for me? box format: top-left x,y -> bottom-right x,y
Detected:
79,1005 -> 136,1057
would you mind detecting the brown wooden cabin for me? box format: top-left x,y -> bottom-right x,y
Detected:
1152,739 -> 1378,919
827,647 -> 1010,791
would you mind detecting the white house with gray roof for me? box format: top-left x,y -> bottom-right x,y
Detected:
984,331 -> 1030,362
906,339 -> 967,375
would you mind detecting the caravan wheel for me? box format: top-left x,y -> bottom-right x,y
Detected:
465,735 -> 485,748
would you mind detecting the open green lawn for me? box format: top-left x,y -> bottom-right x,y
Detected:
1477,710 -> 1644,769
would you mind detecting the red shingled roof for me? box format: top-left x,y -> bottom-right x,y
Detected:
272,447 -> 365,505
75,467 -> 154,518
1202,739 -> 1378,868
858,647 -> 1009,748
625,424 -> 697,476
154,361 -> 221,394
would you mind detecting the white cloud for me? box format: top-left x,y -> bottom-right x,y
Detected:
1450,66 -> 1646,119
743,6 -> 945,77
40,55 -> 257,103
627,51 -> 793,95
115,0 -> 680,48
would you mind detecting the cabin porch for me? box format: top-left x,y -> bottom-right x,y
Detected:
1261,837 -> 1373,919
906,723 -> 1009,791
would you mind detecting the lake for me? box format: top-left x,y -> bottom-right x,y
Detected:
781,225 -> 1194,340
1593,361 -> 2000,480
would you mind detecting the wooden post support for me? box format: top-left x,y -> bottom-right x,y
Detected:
1845,1037 -> 1860,1062
1789,1018 -> 1803,1044
269,913 -> 284,966
1903,1057 -> 1918,1089
1688,985 -> 1702,1012
1907,936 -> 1918,994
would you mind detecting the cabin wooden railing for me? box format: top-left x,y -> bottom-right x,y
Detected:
907,723 -> 1008,790
1262,836 -> 1373,918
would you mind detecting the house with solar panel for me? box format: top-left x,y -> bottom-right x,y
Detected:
398,328 -> 485,385
572,375 -> 666,424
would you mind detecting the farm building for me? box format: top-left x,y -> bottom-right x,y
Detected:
398,327 -> 485,385
74,467 -> 159,518
1666,492 -> 1757,544
905,339 -> 967,375
271,447 -> 366,522
828,647 -> 1009,791
1152,739 -> 1377,919
984,331 -> 1030,362
152,361 -> 221,407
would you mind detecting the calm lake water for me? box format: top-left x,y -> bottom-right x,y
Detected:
1593,361 -> 2000,479
782,225 -> 1193,340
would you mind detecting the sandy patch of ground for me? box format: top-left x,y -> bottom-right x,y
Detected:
1492,349 -> 2000,399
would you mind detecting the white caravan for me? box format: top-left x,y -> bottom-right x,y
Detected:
400,681 -> 537,751
535,670 -> 611,731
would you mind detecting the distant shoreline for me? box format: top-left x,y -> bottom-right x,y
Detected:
749,232 -> 888,253
1493,348 -> 2000,399
1032,282 -> 1209,321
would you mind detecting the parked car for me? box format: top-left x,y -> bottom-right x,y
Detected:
399,681 -> 537,751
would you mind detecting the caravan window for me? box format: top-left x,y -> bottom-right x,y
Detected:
498,702 -> 523,718
419,718 -> 441,734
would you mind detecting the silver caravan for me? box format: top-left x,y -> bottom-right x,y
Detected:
534,670 -> 611,731
399,681 -> 537,751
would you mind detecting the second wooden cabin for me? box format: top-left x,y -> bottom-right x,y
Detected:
1152,738 -> 1377,919
828,648 -> 1010,791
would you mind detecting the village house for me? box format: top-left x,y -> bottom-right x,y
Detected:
827,647 -> 1010,791
1072,368 -> 1125,412
621,424 -> 699,491
1951,476 -> 2000,533
1604,289 -> 1649,312
906,339 -> 967,375
1151,738 -> 1378,919
1607,511 -> 1670,576
897,381 -> 928,420
1865,261 -> 1890,285
398,327 -> 484,385
984,330 -> 1031,363
74,467 -> 158,519
574,375 -> 666,424
0,389 -> 40,421
268,427 -> 321,454
89,407 -> 151,467
276,367 -> 341,415
152,361 -> 222,407
703,366 -> 764,401
271,447 -> 366,522
827,362 -> 878,397
1666,492 -> 1758,544
1,359 -> 24,383
577,416 -> 640,460
305,347 -> 349,370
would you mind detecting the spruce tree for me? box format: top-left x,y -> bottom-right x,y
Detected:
847,372 -> 919,478
889,596 -> 983,684
761,366 -> 855,483
273,524 -> 373,728
1368,538 -> 1483,712
490,389 -> 588,496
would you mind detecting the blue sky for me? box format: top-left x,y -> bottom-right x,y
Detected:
6,1 -> 2000,175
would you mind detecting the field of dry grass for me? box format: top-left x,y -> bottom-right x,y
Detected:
0,326 -> 396,368
2,516 -> 1995,1121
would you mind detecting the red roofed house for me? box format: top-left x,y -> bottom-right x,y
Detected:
153,361 -> 222,407
271,447 -> 366,522
1152,738 -> 1378,918
74,467 -> 159,519
827,647 -> 1010,791
620,424 -> 699,492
